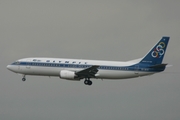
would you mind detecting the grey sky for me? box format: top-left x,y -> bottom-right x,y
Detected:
0,0 -> 180,120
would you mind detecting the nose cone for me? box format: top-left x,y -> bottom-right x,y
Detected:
7,65 -> 11,70
7,65 -> 14,72
7,64 -> 19,73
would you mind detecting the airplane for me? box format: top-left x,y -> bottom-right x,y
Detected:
7,36 -> 170,85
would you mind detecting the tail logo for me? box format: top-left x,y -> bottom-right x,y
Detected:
151,42 -> 166,58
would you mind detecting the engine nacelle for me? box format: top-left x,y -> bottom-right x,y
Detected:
60,70 -> 78,80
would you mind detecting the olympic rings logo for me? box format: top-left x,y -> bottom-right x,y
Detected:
151,42 -> 166,58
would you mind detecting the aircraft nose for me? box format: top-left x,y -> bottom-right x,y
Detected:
7,64 -> 18,73
7,65 -> 14,71
7,65 -> 12,70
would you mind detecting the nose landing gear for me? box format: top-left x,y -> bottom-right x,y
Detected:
22,75 -> 26,81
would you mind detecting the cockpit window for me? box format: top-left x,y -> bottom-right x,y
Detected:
14,61 -> 20,65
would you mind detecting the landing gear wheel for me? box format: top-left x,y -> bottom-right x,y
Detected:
84,80 -> 89,85
22,78 -> 26,81
22,75 -> 26,81
84,79 -> 92,86
88,80 -> 92,85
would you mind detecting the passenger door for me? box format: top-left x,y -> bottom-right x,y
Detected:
26,60 -> 31,69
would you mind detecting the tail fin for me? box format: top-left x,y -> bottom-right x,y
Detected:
140,37 -> 170,65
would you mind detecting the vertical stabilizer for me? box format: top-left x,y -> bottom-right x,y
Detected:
140,37 -> 170,65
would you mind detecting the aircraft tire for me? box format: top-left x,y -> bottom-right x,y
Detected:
84,80 -> 88,85
22,78 -> 26,81
88,80 -> 92,85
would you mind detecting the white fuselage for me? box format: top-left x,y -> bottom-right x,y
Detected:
7,57 -> 155,80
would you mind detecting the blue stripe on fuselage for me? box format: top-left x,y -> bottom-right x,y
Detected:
11,62 -> 165,72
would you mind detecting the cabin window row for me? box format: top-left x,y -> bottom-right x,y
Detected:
30,63 -> 130,70
31,63 -> 90,68
100,67 -> 129,70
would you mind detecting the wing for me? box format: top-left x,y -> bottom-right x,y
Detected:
75,65 -> 99,79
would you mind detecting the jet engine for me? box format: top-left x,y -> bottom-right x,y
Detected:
60,70 -> 79,80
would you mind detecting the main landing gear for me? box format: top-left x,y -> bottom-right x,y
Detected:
84,78 -> 92,86
22,75 -> 26,81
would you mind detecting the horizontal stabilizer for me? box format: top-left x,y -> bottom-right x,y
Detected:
149,64 -> 168,68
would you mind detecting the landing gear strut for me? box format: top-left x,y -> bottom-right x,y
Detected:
84,78 -> 92,85
22,75 -> 26,81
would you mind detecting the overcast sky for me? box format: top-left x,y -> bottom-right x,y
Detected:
0,0 -> 180,120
